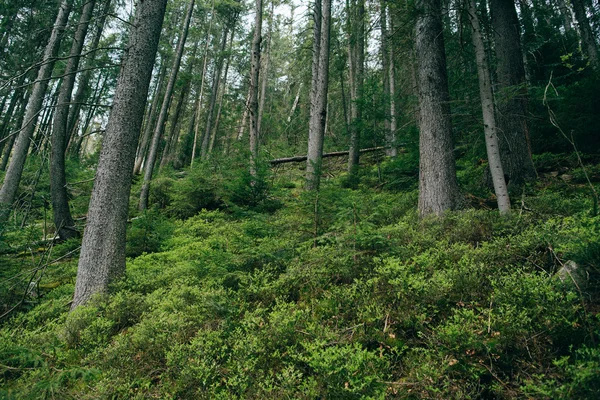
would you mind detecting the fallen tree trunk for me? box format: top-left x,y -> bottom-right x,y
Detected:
270,146 -> 387,166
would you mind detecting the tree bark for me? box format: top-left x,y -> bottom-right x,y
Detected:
133,58 -> 167,175
72,0 -> 168,309
66,0 -> 112,147
469,0 -> 511,215
0,92 -> 28,172
0,0 -> 72,219
490,0 -> 536,186
305,0 -> 332,190
51,0 -> 96,240
191,0 -> 216,166
571,0 -> 599,69
201,27 -> 229,159
0,83 -> 24,156
249,0 -> 263,176
208,28 -> 236,157
347,0 -> 365,180
415,0 -> 461,216
381,1 -> 397,157
257,1 -> 274,139
139,0 -> 195,212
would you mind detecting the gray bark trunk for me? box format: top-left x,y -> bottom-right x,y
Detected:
249,0 -> 263,176
201,27 -> 229,159
469,0 -> 511,215
236,88 -> 251,141
72,0 -> 168,309
571,0 -> 599,69
0,0 -> 72,219
490,0 -> 536,186
191,0 -> 216,166
51,0 -> 96,240
381,1 -> 397,157
257,1 -> 274,139
0,83 -> 24,156
134,59 -> 167,175
0,92 -> 28,172
347,0 -> 365,179
208,28 -> 235,157
66,0 -> 112,147
415,0 -> 461,216
139,0 -> 195,211
305,0 -> 331,190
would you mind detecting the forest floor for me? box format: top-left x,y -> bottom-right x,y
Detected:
1,151 -> 600,399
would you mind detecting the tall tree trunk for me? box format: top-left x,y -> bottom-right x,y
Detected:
66,0 -> 112,147
134,59 -> 167,174
208,28 -> 236,157
0,83 -> 24,156
571,0 -> 599,69
191,0 -> 216,166
257,1 -> 274,139
51,0 -> 96,240
201,27 -> 229,159
557,0 -> 574,33
490,0 -> 536,186
388,12 -> 398,158
160,38 -> 201,170
236,88 -> 251,141
0,91 -> 28,172
347,0 -> 365,180
305,0 -> 332,190
71,71 -> 109,158
0,0 -> 72,219
249,0 -> 263,176
415,0 -> 461,216
381,1 -> 397,157
469,0 -> 511,215
139,0 -> 195,211
72,0 -> 168,310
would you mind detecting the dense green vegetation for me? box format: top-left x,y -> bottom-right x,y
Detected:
1,149 -> 599,398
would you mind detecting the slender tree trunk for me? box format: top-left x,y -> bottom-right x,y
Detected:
556,0 -> 574,33
208,28 -> 235,157
191,0 -> 216,166
67,0 -> 112,146
490,0 -> 536,186
305,0 -> 332,190
159,85 -> 186,170
468,0 -> 511,214
257,1 -> 274,139
160,39 -> 201,170
139,0 -> 195,211
381,1 -> 397,157
134,59 -> 167,174
51,0 -> 96,240
71,71 -> 108,158
236,88 -> 251,141
249,0 -> 263,176
347,0 -> 365,180
201,27 -> 229,159
0,84 -> 24,156
72,0 -> 168,309
0,0 -> 72,218
0,92 -> 28,172
571,0 -> 599,69
415,0 -> 461,216
388,11 -> 398,158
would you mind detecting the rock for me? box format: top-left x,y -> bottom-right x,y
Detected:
560,174 -> 573,182
557,260 -> 587,290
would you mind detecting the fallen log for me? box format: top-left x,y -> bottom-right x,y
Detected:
269,146 -> 387,166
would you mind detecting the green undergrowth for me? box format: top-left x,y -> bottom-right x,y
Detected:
1,162 -> 600,399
